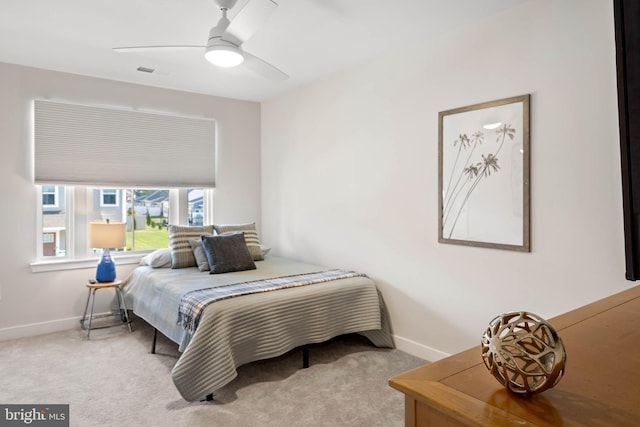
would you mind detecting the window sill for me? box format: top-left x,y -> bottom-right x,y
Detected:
30,253 -> 145,273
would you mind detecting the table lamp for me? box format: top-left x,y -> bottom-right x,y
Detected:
88,219 -> 126,282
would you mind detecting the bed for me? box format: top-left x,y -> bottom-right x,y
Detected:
122,250 -> 394,401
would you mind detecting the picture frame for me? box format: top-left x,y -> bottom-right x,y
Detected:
438,94 -> 530,251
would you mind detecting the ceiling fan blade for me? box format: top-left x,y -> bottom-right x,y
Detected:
243,51 -> 288,81
225,0 -> 278,45
113,45 -> 205,53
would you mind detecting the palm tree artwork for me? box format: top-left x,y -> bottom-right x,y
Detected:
442,124 -> 516,239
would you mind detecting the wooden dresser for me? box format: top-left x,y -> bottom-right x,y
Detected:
389,286 -> 640,426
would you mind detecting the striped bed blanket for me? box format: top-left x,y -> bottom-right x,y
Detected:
178,269 -> 365,333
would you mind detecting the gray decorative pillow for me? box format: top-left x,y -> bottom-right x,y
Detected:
168,225 -> 214,269
213,222 -> 263,261
201,232 -> 257,274
189,238 -> 210,272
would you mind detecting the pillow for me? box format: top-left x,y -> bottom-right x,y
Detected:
260,245 -> 271,257
139,248 -> 172,268
201,232 -> 257,274
189,238 -> 210,272
213,222 -> 263,261
168,225 -> 215,269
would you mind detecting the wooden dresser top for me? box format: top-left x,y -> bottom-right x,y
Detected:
389,285 -> 640,426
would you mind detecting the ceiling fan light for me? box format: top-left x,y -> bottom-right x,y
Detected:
205,45 -> 244,67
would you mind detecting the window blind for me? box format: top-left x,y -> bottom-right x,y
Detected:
34,99 -> 216,187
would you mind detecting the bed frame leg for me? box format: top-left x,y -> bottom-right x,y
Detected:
302,346 -> 309,369
151,328 -> 157,354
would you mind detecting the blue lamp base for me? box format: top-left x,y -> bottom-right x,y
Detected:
96,249 -> 117,282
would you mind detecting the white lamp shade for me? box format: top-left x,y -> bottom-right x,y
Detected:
88,221 -> 126,249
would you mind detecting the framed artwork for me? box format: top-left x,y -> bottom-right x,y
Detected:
438,94 -> 530,251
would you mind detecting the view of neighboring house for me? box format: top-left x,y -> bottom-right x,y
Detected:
41,185 -> 66,256
134,189 -> 203,225
42,188 -> 204,256
134,190 -> 168,219
189,190 -> 204,226
93,188 -> 126,223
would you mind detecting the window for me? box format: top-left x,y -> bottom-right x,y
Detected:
41,185 -> 66,257
188,189 -> 204,226
33,99 -> 216,266
100,189 -> 119,207
37,185 -> 212,260
124,189 -> 169,251
42,185 -> 58,207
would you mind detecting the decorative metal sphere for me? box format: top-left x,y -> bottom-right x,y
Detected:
481,311 -> 566,395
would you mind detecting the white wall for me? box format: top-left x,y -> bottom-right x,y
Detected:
0,63 -> 261,339
261,0 -> 632,360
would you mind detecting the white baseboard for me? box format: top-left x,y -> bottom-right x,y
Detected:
3,317 -> 452,363
0,312 -> 110,342
0,317 -> 80,341
393,334 -> 450,362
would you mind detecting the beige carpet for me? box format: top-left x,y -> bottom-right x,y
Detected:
0,315 -> 424,427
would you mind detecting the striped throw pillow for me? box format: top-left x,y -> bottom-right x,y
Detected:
168,225 -> 214,268
213,222 -> 263,261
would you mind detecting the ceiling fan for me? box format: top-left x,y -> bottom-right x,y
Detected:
113,0 -> 288,81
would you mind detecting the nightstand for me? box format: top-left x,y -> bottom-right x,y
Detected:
80,279 -> 132,339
